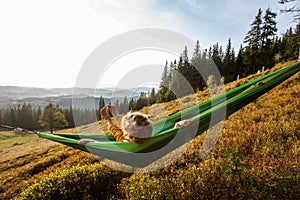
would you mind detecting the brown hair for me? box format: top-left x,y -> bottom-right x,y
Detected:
121,111 -> 153,144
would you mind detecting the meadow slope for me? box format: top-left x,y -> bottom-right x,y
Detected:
0,61 -> 299,199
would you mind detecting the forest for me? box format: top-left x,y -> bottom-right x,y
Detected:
0,104 -> 96,131
156,8 -> 300,102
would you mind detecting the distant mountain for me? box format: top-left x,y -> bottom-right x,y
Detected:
0,86 -> 155,109
0,86 -> 57,100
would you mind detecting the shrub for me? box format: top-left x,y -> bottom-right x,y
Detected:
18,163 -> 128,200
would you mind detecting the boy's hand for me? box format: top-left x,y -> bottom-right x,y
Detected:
78,139 -> 96,146
174,119 -> 192,128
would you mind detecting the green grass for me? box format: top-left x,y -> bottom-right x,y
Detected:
0,131 -> 37,151
0,61 -> 299,199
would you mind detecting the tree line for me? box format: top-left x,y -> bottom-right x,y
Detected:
156,8 -> 300,103
0,103 -> 97,131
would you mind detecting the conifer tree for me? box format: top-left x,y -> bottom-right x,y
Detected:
191,40 -> 201,63
191,40 -> 205,91
25,104 -> 34,130
211,43 -> 223,73
236,45 -> 244,76
223,38 -> 235,82
170,56 -> 193,98
156,61 -> 169,103
261,8 -> 278,68
149,88 -> 156,105
136,92 -> 148,110
262,8 -> 277,47
281,24 -> 300,60
129,98 -> 137,111
35,106 -> 42,129
97,96 -> 105,120
244,8 -> 263,73
118,96 -> 129,114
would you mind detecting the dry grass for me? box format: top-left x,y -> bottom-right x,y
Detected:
0,61 -> 299,199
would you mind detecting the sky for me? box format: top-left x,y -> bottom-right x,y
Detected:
0,0 -> 295,89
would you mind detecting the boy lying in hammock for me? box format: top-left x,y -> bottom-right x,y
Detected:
78,104 -> 191,146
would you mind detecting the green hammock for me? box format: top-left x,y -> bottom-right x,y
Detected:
37,62 -> 300,167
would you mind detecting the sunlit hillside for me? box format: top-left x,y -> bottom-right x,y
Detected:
0,61 -> 299,199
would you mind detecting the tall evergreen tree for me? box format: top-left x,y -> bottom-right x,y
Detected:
170,56 -> 193,98
149,88 -> 156,105
97,96 -> 105,120
236,45 -> 244,76
25,104 -> 34,130
244,8 -> 263,73
191,40 -> 201,65
277,24 -> 300,62
118,96 -> 129,114
129,98 -> 137,111
261,8 -> 278,68
136,92 -> 148,110
156,61 -> 169,103
262,8 -> 277,47
211,43 -> 223,73
223,38 -> 235,82
35,106 -> 42,130
9,108 -> 16,127
63,106 -> 75,128
191,40 -> 205,91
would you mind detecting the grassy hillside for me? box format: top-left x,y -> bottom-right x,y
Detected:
0,61 -> 299,199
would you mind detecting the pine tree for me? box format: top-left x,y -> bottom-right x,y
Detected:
236,45 -> 244,76
211,43 -> 223,73
118,96 -> 129,114
170,56 -> 193,98
281,24 -> 300,61
97,96 -> 105,120
223,38 -> 235,82
9,108 -> 16,127
191,40 -> 201,65
182,46 -> 189,63
25,104 -> 34,130
149,88 -> 156,105
244,8 -> 263,48
262,8 -> 277,47
156,61 -> 169,103
260,8 -> 278,68
129,98 -> 137,111
136,92 -> 148,110
244,8 -> 263,73
63,106 -> 75,128
191,40 -> 205,91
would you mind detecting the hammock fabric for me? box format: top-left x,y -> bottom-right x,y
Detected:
38,62 -> 300,167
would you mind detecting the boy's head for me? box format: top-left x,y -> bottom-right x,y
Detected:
121,111 -> 153,144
